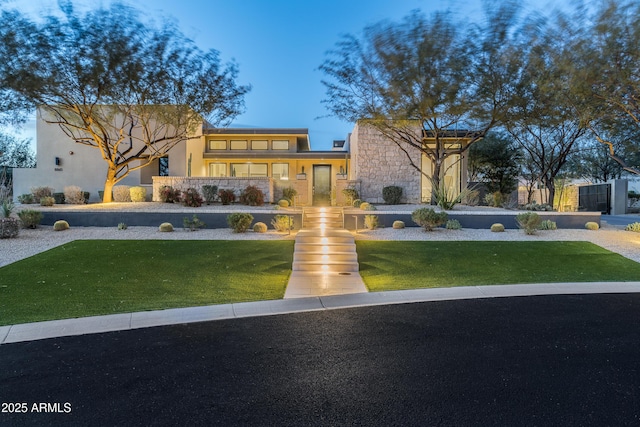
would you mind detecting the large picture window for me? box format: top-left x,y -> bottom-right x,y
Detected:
272,163 -> 289,180
230,140 -> 248,150
209,163 -> 227,177
209,140 -> 227,150
230,163 -> 268,177
272,140 -> 289,150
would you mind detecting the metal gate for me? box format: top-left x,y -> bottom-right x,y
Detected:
579,184 -> 611,214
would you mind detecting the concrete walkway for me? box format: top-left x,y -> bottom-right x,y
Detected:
3,282 -> 640,345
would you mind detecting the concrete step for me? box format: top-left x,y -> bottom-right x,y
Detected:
293,252 -> 358,262
294,243 -> 356,253
295,236 -> 355,244
292,261 -> 359,273
297,229 -> 353,237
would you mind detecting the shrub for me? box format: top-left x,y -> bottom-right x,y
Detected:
278,199 -> 290,208
1,199 -> 14,218
183,215 -> 206,231
158,222 -> 174,232
361,202 -> 377,211
240,185 -> 265,206
392,220 -> 405,229
491,223 -> 505,232
352,199 -> 363,208
282,187 -> 297,203
130,186 -> 147,203
17,194 -> 34,204
202,185 -> 218,204
113,185 -> 132,202
364,214 -> 379,230
539,220 -> 557,230
411,208 -> 448,231
516,212 -> 541,235
83,192 -> 90,203
40,196 -> 55,207
522,201 -> 553,211
0,217 -> 20,238
585,222 -> 599,231
53,220 -> 70,231
218,189 -> 236,205
64,186 -> 85,204
182,188 -> 203,207
446,219 -> 462,230
117,222 -> 128,230
53,192 -> 65,204
342,187 -> 359,206
159,186 -> 181,203
431,179 -> 472,210
18,210 -> 43,229
462,189 -> 480,206
382,186 -> 403,205
30,186 -> 53,203
227,212 -> 253,233
271,214 -> 293,232
253,222 -> 268,233
625,222 -> 640,232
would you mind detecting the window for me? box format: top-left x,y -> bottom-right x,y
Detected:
209,163 -> 227,177
209,140 -> 227,150
272,140 -> 289,150
159,157 -> 169,176
272,163 -> 289,180
251,140 -> 268,150
230,140 -> 248,150
230,163 -> 268,177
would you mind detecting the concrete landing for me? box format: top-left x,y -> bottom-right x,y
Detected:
285,271 -> 367,298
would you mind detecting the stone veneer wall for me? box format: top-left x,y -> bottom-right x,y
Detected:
152,177 -> 275,203
351,122 -> 422,203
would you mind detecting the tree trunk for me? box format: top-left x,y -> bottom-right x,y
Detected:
430,158 -> 443,205
547,180 -> 556,209
102,169 -> 117,203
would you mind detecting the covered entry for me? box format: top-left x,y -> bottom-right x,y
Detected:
313,165 -> 331,206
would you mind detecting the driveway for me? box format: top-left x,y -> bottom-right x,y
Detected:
2,294 -> 640,426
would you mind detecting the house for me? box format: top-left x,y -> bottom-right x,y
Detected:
14,116 -> 471,206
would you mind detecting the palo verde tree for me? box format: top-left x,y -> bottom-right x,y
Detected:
0,2 -> 249,202
320,3 -> 522,197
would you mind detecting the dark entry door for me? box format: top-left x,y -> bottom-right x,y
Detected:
313,165 -> 331,206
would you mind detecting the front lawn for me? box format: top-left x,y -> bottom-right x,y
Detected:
0,240 -> 294,326
357,241 -> 640,291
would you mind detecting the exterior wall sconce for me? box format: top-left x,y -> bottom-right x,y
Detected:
55,157 -> 61,166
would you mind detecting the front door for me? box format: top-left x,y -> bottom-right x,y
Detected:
313,165 -> 331,206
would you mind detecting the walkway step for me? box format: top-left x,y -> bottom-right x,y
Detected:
293,252 -> 358,262
293,261 -> 360,273
294,243 -> 356,253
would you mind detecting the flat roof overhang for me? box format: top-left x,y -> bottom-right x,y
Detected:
202,151 -> 349,160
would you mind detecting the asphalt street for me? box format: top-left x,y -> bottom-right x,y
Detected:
2,294 -> 640,426
603,214 -> 640,227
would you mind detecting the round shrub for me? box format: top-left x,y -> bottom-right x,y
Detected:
352,199 -> 363,208
539,220 -> 557,230
218,189 -> 236,205
18,209 -> 43,229
113,185 -> 132,202
516,212 -> 541,235
446,219 -> 462,230
40,196 -> 55,207
278,199 -> 290,208
240,185 -> 265,206
17,194 -> 34,204
182,188 -> 203,207
411,207 -> 448,231
490,223 -> 505,232
392,220 -> 405,229
129,186 -> 147,203
158,222 -> 174,232
359,202 -> 371,210
272,214 -> 293,232
53,192 -> 65,204
0,217 -> 20,238
159,186 -> 181,203
227,212 -> 254,233
625,222 -> 640,232
64,185 -> 85,204
53,220 -> 70,231
585,222 -> 599,231
202,185 -> 218,204
382,185 -> 403,205
253,222 -> 268,233
364,214 -> 378,230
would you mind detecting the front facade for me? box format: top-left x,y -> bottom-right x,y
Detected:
14,116 -> 468,206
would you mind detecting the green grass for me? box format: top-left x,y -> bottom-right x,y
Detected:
357,241 -> 640,291
0,240 -> 294,326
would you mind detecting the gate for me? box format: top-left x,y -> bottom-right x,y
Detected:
579,184 -> 611,214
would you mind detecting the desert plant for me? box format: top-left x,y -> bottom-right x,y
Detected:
30,186 -> 54,203
522,201 -> 553,211
117,222 -> 128,230
227,212 -> 253,233
278,199 -> 290,208
462,189 -> 480,206
585,222 -> 599,231
360,202 -> 377,211
53,192 -> 65,204
83,192 -> 90,203
40,196 -> 55,207
158,222 -> 174,232
392,220 -> 405,229
625,222 -> 640,232
411,207 -> 448,231
382,186 -> 403,205
113,185 -> 132,202
129,186 -> 147,203
430,178 -> 474,210
516,212 -> 542,235
539,220 -> 557,230
64,186 -> 85,204
342,187 -> 359,206
352,199 -> 363,208
490,223 -> 505,232
271,214 -> 293,232
183,214 -> 206,231
159,186 -> 181,203
202,185 -> 218,204
0,217 -> 20,238
53,220 -> 70,231
240,185 -> 265,206
18,209 -> 43,229
218,189 -> 236,205
253,222 -> 268,233
282,187 -> 297,203
364,214 -> 379,230
17,194 -> 34,204
182,188 -> 203,207
446,219 -> 462,230
1,199 -> 14,217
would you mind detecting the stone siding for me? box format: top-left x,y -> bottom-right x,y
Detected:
153,177 -> 275,203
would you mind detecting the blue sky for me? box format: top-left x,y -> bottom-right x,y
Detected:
8,0 -> 567,151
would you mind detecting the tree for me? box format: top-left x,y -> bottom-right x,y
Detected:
0,2 -> 250,202
320,4 -> 522,196
468,132 -> 522,195
0,133 -> 35,169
